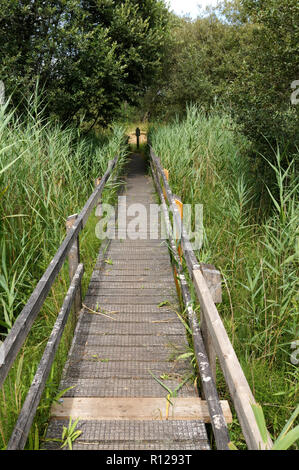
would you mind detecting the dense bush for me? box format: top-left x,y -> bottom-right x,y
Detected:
144,0 -> 299,168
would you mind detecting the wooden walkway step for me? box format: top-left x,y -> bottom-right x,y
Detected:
44,153 -> 212,450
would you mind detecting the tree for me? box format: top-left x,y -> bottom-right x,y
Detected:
0,0 -> 171,125
224,0 -> 299,160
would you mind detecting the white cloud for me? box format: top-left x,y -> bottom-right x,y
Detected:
167,0 -> 218,19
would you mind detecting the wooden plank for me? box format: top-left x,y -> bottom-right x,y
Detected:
192,268 -> 273,450
51,397 -> 232,422
200,312 -> 216,384
0,157 -> 118,388
7,264 -> 84,450
150,161 -> 231,450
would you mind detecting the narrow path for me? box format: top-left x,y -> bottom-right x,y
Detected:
44,154 -> 210,450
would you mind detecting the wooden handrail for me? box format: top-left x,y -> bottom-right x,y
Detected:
192,269 -> 272,450
0,155 -> 119,388
150,159 -> 231,450
7,264 -> 84,450
149,146 -> 272,450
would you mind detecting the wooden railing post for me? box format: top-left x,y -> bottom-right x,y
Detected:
66,214 -> 81,317
162,169 -> 168,200
199,264 -> 222,384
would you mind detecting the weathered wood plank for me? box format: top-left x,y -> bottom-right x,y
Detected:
199,264 -> 221,381
51,397 -> 232,422
200,263 -> 222,304
7,264 -> 84,450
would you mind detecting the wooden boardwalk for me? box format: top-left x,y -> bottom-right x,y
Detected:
44,153 -> 211,450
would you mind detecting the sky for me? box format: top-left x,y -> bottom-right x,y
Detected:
167,0 -> 218,19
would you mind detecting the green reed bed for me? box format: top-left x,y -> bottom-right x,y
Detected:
150,105 -> 299,448
0,100 -> 127,449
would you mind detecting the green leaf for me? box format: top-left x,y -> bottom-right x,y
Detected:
228,441 -> 238,450
176,352 -> 194,360
53,386 -> 75,403
158,300 -> 170,307
273,425 -> 299,450
251,403 -> 268,444
273,404 -> 299,448
149,370 -> 173,395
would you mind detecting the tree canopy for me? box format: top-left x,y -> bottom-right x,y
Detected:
0,0 -> 171,125
143,0 -> 299,163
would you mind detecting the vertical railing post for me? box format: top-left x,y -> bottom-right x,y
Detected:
66,213 -> 81,317
162,169 -> 169,200
199,264 -> 222,383
174,194 -> 183,263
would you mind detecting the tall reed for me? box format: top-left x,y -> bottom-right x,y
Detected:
0,97 -> 127,448
0,99 -> 126,333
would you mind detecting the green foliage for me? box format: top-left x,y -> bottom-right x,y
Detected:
0,0 -> 171,125
230,403 -> 299,449
227,0 -> 299,159
252,403 -> 299,450
0,95 -> 127,449
144,0 -> 299,170
60,417 -> 82,450
145,13 -> 244,118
